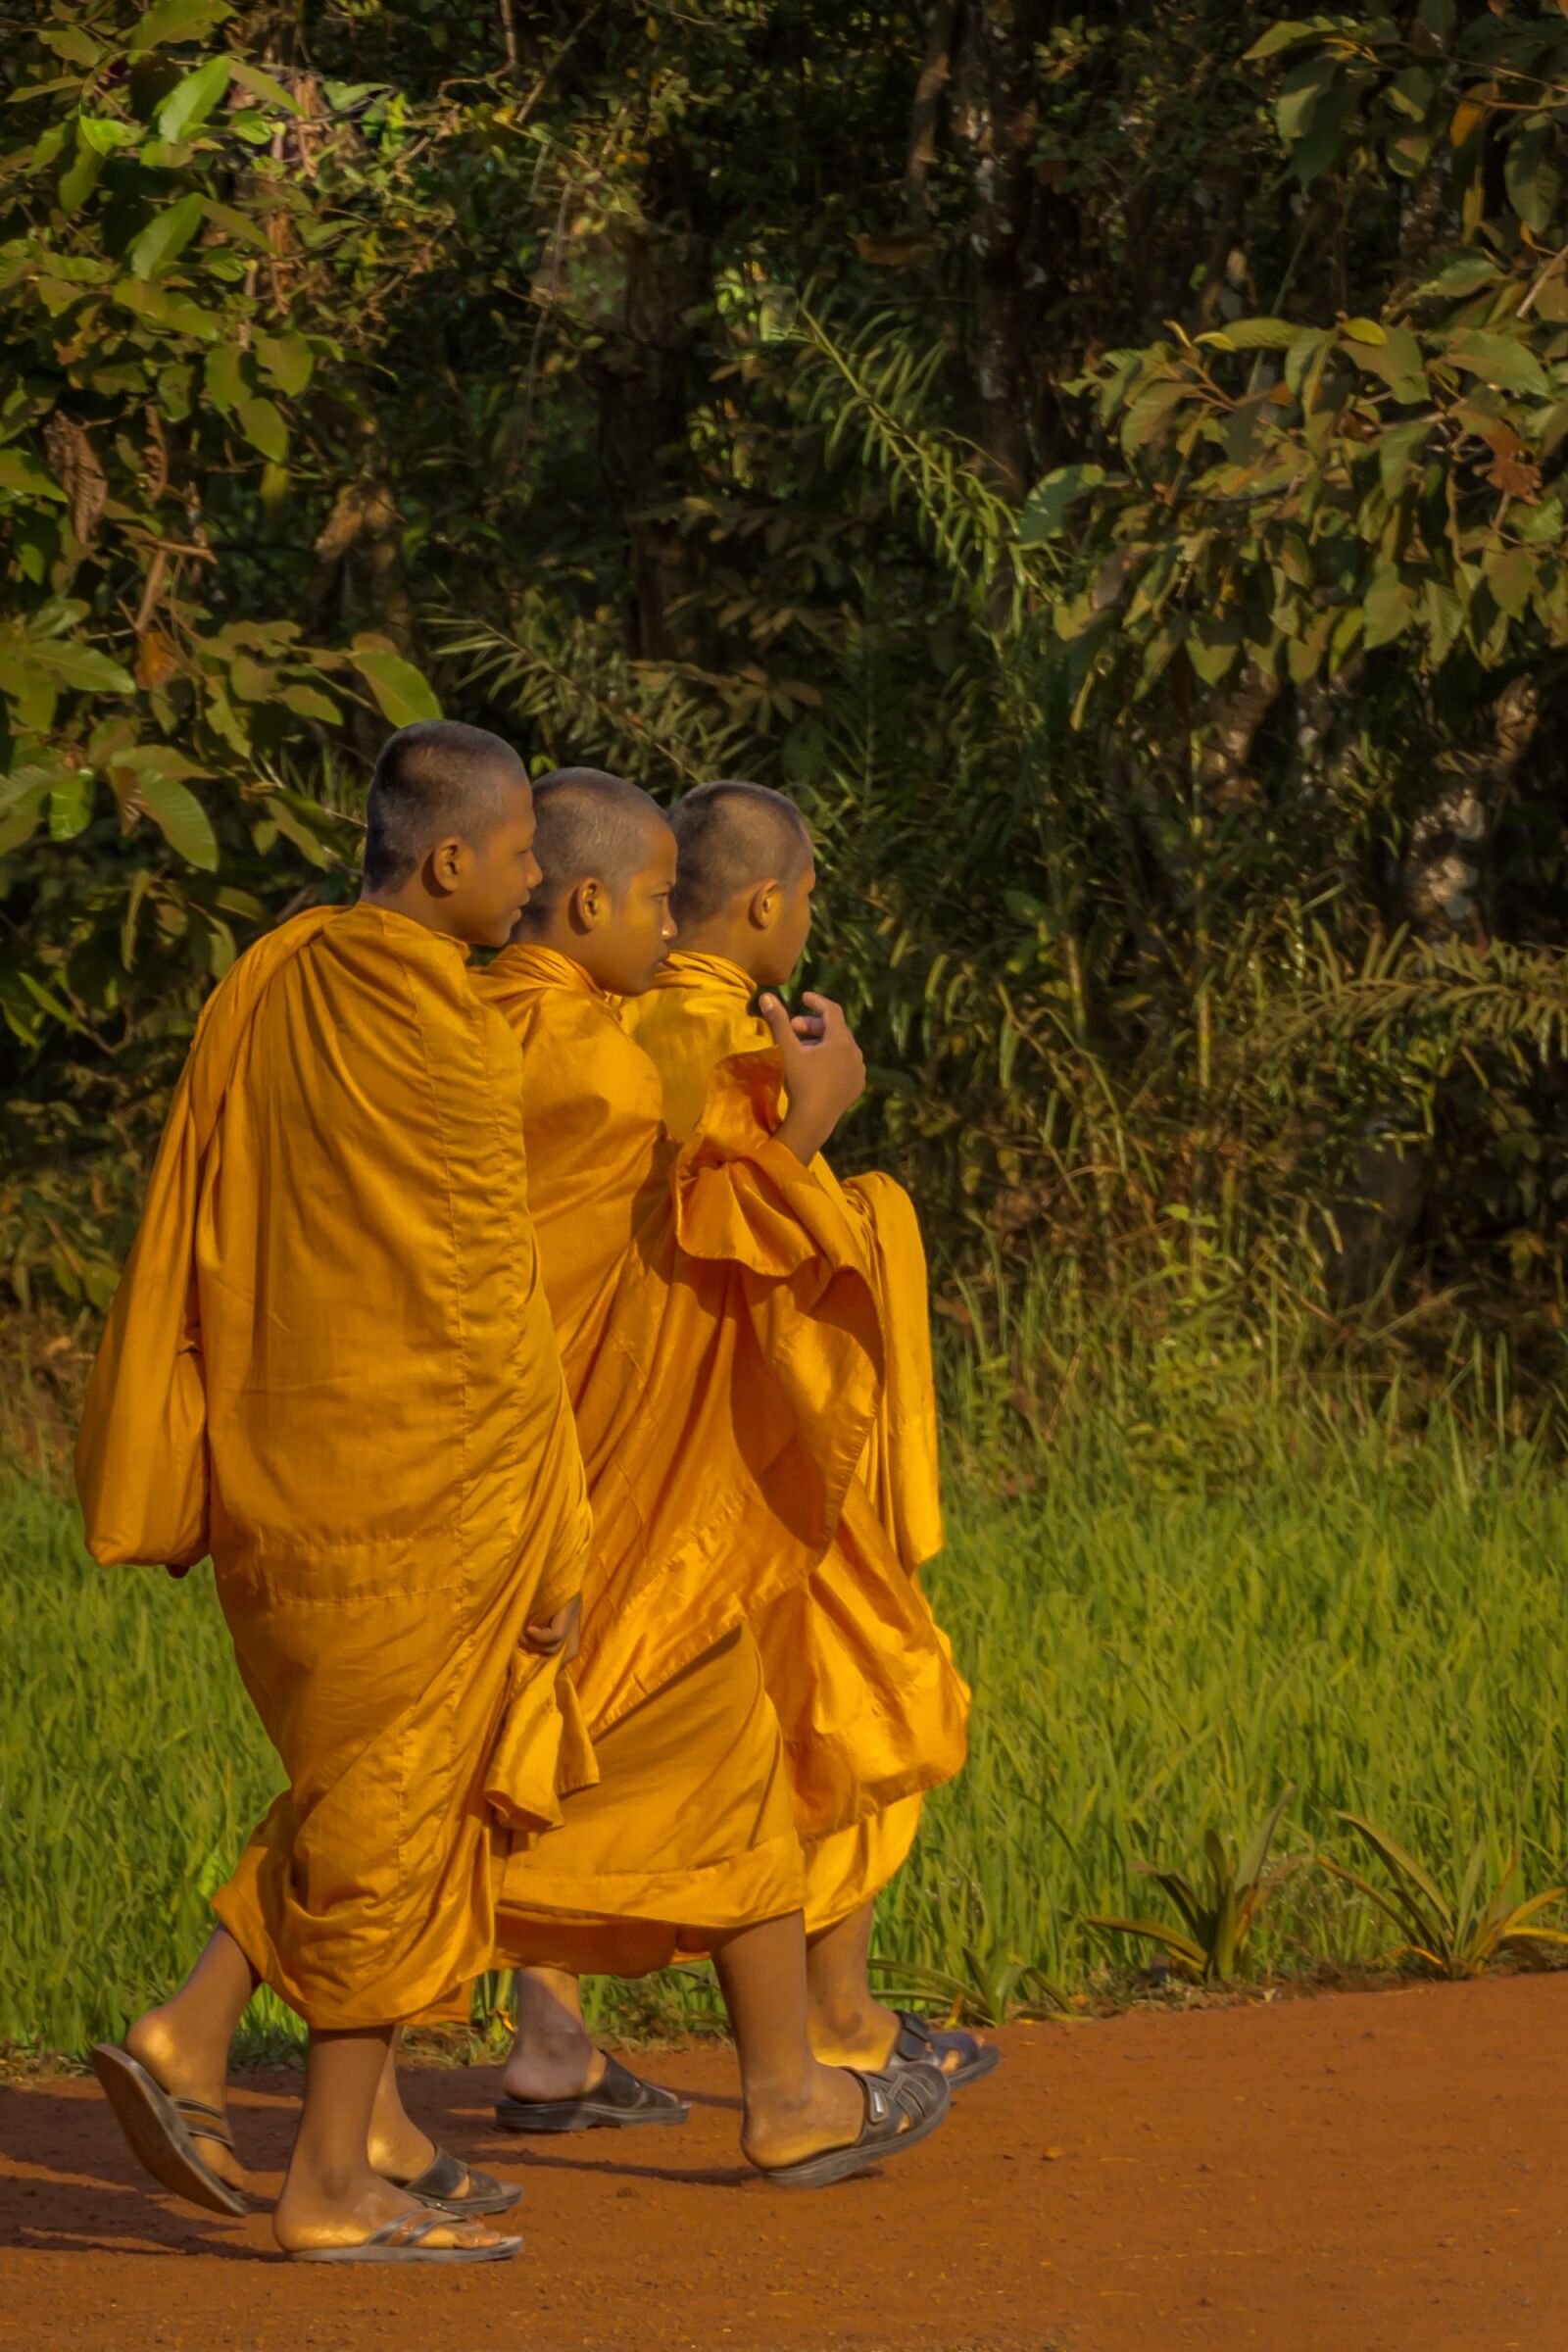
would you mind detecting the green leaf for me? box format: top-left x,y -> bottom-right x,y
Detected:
1388,68 -> 1436,122
128,191 -> 208,280
129,0 -> 234,53
1363,566 -> 1416,649
200,197 -> 272,252
255,331 -> 314,397
1505,124 -> 1564,241
1342,318 -> 1387,345
138,771 -> 218,868
276,681 -> 341,723
1486,544 -> 1537,622
1019,463 -> 1104,544
1351,327 -> 1428,404
1200,316 -> 1299,351
1445,332 -> 1549,397
1122,378 -> 1191,452
228,59 -> 304,115
1378,416 -> 1432,499
48,771 -> 94,840
76,115 -> 141,157
0,449 -> 64,500
155,54 -> 230,143
1424,577 -> 1465,665
235,396 -> 287,462
1244,21 -> 1319,63
115,277 -> 221,339
204,342 -> 246,416
348,640 -> 442,727
28,639 -> 135,693
1276,54 -> 1337,144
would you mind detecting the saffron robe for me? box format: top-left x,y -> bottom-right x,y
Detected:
622,950 -> 969,1925
75,906 -> 595,2029
479,945 -> 884,1964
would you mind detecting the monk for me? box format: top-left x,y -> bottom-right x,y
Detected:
620,777 -> 989,2088
75,721 -> 596,2263
478,768 -> 952,2187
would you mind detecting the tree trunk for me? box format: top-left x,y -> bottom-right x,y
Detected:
596,147 -> 712,664
951,0 -> 1042,498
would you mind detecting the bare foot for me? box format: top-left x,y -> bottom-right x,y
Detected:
740,2060 -> 867,2173
273,2161 -> 509,2256
123,2006 -> 248,2195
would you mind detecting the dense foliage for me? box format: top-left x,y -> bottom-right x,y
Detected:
2,0 -> 1566,1380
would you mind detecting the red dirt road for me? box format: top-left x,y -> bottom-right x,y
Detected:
1,1974 -> 1563,2352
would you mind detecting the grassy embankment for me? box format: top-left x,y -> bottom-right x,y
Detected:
5,1288 -> 1565,2059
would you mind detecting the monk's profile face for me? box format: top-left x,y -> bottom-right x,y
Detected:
753,855 -> 815,990
444,777 -> 543,949
576,815 -> 678,996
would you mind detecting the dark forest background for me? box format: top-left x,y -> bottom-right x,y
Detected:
4,0 -> 1568,1422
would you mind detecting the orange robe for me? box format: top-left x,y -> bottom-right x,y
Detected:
479,945 -> 884,1972
622,950 -> 969,1927
75,906 -> 595,2029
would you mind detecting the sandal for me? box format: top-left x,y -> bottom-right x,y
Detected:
759,2063 -> 950,2190
91,2043 -> 250,2217
886,2008 -> 1001,2090
290,2211 -> 522,2265
390,2145 -> 522,2217
494,2051 -> 690,2134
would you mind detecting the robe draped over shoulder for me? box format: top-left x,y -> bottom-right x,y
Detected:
622,950 -> 969,1927
75,905 -> 595,2028
477,945 -> 886,1958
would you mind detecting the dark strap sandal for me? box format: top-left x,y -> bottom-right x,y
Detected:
888,2008 -> 1002,2090
390,2145 -> 522,2217
494,2051 -> 691,2134
290,2211 -> 522,2265
91,2043 -> 251,2217
760,2063 -> 951,2190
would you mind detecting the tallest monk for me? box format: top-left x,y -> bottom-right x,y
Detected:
74,721 -> 594,2265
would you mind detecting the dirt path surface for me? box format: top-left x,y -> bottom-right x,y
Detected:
1,1973 -> 1562,2351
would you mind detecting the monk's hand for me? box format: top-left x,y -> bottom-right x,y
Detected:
524,1592 -> 582,1662
760,990 -> 865,1163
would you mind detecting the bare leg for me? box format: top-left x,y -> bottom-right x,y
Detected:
272,2028 -> 507,2254
122,1927 -> 258,2191
805,1901 -> 904,2068
710,1911 -> 865,2171
499,1967 -> 607,2102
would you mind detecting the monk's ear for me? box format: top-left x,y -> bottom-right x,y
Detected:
427,836 -> 466,895
749,880 -> 779,931
569,876 -> 604,931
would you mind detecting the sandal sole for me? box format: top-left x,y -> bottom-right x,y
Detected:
493,2098 -> 689,2134
91,2045 -> 250,2218
290,2234 -> 522,2265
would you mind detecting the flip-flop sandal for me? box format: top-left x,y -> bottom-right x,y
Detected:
391,2146 -> 522,2217
290,2211 -> 522,2265
91,2043 -> 251,2217
494,2051 -> 690,2134
887,2007 -> 1002,2089
760,2063 -> 951,2190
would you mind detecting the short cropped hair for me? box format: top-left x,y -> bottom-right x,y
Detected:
668,779 -> 812,927
514,765 -> 669,929
363,720 -> 528,891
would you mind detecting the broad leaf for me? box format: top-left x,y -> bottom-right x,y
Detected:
128,193 -> 208,281
129,0 -> 234,52
155,55 -> 231,144
137,772 -> 219,869
348,640 -> 442,727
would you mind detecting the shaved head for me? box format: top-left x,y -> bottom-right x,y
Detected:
669,780 -> 812,927
364,720 -> 528,891
514,766 -> 669,932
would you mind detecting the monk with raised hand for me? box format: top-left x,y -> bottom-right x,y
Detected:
75,721 -> 597,2263
478,766 -> 951,2188
621,778 -> 990,2091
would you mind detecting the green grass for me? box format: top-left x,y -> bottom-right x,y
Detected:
5,1377 -> 1567,2056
